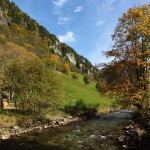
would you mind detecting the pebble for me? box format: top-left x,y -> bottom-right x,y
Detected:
99,135 -> 107,140
118,135 -> 126,142
89,135 -> 96,139
0,134 -> 10,140
122,144 -> 128,148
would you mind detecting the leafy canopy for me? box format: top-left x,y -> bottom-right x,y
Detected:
101,4 -> 150,109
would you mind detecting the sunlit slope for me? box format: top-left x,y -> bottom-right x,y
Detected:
61,73 -> 113,108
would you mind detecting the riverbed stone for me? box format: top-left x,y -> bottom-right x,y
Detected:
89,135 -> 96,139
66,116 -> 73,119
13,126 -> 19,130
99,135 -> 107,140
0,134 -> 10,140
118,135 -> 126,142
63,118 -> 70,125
43,125 -> 48,129
122,144 -> 128,149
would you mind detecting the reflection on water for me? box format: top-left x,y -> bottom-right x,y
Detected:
0,110 -> 135,150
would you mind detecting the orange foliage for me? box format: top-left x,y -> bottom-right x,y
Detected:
101,4 -> 150,109
63,63 -> 70,75
50,54 -> 60,64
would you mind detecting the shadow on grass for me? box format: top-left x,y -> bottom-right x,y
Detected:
0,109 -> 23,116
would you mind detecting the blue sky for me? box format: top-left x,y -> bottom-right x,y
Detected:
10,0 -> 149,65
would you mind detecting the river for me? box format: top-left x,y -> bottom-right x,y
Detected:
0,110 -> 135,150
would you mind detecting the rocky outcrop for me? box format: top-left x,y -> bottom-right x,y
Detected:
0,7 -> 7,26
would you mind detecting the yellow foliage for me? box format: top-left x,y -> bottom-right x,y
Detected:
50,54 -> 60,64
10,23 -> 22,33
2,42 -> 38,61
0,34 -> 6,40
0,115 -> 17,128
132,93 -> 142,101
23,43 -> 35,50
104,4 -> 150,109
63,63 -> 70,74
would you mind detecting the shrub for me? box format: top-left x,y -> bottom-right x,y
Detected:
64,99 -> 99,117
96,81 -> 106,93
71,72 -> 78,80
83,75 -> 90,85
63,63 -> 70,75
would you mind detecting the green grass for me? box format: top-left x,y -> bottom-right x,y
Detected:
61,72 -> 114,109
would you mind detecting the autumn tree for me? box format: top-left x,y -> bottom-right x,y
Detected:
50,54 -> 61,71
63,63 -> 70,75
102,4 -> 150,109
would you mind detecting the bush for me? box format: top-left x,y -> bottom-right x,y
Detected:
64,99 -> 99,117
63,63 -> 70,75
71,72 -> 78,80
83,75 -> 90,85
96,81 -> 106,93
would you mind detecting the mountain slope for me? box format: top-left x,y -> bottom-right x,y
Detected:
0,0 -> 98,74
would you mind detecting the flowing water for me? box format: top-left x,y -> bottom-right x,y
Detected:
0,110 -> 135,150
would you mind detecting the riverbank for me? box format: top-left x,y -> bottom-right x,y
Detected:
0,110 -> 136,150
0,107 -> 120,141
0,115 -> 81,140
118,111 -> 150,149
1,108 -> 149,149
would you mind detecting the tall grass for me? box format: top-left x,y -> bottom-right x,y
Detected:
0,110 -> 17,127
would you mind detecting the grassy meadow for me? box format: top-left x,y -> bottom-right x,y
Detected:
62,72 -> 115,111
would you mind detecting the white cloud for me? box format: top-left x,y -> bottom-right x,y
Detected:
51,10 -> 61,15
74,6 -> 83,13
52,0 -> 67,8
58,31 -> 75,43
52,0 -> 67,15
103,0 -> 116,11
95,20 -> 104,26
57,16 -> 70,25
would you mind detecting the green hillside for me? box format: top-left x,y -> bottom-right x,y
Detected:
62,73 -> 114,109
